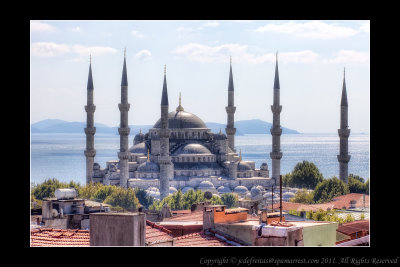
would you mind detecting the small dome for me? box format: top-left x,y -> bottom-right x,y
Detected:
137,161 -> 160,172
238,161 -> 252,171
250,187 -> 261,197
197,180 -> 215,189
169,187 -> 178,194
260,162 -> 269,171
174,143 -> 212,155
217,186 -> 232,194
146,187 -> 159,192
147,191 -> 160,199
129,142 -> 148,154
181,186 -> 195,194
234,185 -> 249,194
134,131 -> 145,144
263,192 -> 280,199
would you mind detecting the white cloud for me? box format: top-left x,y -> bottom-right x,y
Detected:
360,21 -> 370,33
254,21 -> 359,39
72,45 -> 118,56
31,42 -> 70,57
172,43 -> 319,64
31,42 -> 118,58
30,21 -> 58,33
323,50 -> 370,64
131,30 -> 146,39
203,21 -> 219,27
68,26 -> 82,33
134,49 -> 152,60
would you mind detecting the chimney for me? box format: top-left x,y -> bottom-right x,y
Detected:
90,212 -> 146,246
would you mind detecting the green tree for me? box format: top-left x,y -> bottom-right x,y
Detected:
365,179 -> 369,195
220,193 -> 238,208
92,185 -> 117,202
77,182 -> 103,200
182,189 -> 205,209
290,161 -> 324,189
104,187 -> 140,210
210,195 -> 223,205
290,188 -> 314,204
31,178 -> 72,200
134,187 -> 154,209
348,174 -> 365,183
313,177 -> 349,203
282,173 -> 292,187
348,176 -> 367,194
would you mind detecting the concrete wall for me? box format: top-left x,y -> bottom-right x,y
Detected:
214,223 -> 255,246
302,222 -> 338,246
45,218 -> 68,229
90,212 -> 146,246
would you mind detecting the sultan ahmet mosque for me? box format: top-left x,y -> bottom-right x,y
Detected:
84,50 -> 350,201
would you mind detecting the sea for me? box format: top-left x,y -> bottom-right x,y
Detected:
30,133 -> 370,186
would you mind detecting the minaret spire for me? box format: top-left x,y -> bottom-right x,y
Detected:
338,68 -> 351,183
159,65 -> 173,200
84,55 -> 96,185
118,49 -> 131,188
176,92 -> 184,111
270,51 -> 283,186
226,56 -> 236,153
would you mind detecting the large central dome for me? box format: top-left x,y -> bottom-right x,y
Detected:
153,110 -> 207,129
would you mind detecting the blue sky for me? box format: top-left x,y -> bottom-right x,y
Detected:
30,20 -> 370,133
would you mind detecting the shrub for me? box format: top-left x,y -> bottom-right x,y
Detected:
31,178 -> 74,200
290,188 -> 314,204
220,193 -> 238,208
104,187 -> 140,210
313,177 -> 349,203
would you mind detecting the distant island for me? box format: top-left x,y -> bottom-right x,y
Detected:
31,119 -> 300,135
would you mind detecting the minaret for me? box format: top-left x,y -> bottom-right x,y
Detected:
225,56 -> 236,152
118,48 -> 131,188
337,68 -> 351,183
84,55 -> 96,185
159,65 -> 173,200
270,52 -> 283,186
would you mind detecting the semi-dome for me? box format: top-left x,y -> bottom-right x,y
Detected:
238,161 -> 252,171
147,191 -> 160,199
234,185 -> 249,194
153,110 -> 207,129
137,161 -> 160,172
129,142 -> 148,154
263,192 -> 280,199
181,186 -> 195,194
217,186 -> 232,194
174,143 -> 212,155
197,180 -> 215,189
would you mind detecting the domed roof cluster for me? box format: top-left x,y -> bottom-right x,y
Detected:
174,143 -> 212,155
137,161 -> 159,172
153,110 -> 207,129
145,187 -> 160,199
169,187 -> 178,194
260,162 -> 269,170
197,180 -> 215,189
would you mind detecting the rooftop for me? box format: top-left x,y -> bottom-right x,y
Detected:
336,220 -> 369,236
173,231 -> 232,247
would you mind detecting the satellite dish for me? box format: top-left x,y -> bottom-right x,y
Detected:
204,191 -> 212,200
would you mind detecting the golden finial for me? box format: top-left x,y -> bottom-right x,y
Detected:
239,149 -> 242,161
147,149 -> 150,162
164,64 -> 166,75
176,92 -> 184,111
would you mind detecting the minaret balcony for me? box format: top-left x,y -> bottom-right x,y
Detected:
118,151 -> 130,160
270,151 -> 282,160
118,103 -> 130,112
270,127 -> 282,136
225,127 -> 236,135
84,127 -> 96,135
225,106 -> 236,113
337,154 -> 351,163
85,104 -> 96,113
338,129 -> 351,138
84,149 -> 96,158
118,127 -> 131,135
271,105 -> 282,113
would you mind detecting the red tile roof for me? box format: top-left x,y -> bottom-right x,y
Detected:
145,220 -> 174,245
163,210 -> 203,223
336,220 -> 370,236
173,231 -> 231,247
30,228 -> 90,247
336,235 -> 369,246
30,220 -> 174,247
